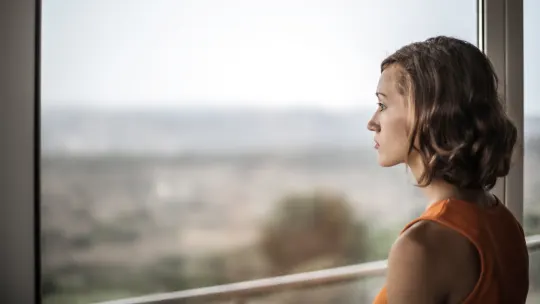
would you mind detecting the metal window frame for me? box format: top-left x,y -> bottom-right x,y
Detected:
482,0 -> 524,224
0,0 -> 530,303
0,0 -> 39,303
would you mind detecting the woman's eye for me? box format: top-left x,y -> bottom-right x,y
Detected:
377,102 -> 387,111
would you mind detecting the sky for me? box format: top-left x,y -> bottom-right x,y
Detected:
41,0 -> 539,113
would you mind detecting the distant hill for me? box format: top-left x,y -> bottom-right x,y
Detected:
41,107 -> 540,156
41,107 -> 374,156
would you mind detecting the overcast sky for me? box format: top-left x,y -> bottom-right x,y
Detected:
41,0 -> 539,113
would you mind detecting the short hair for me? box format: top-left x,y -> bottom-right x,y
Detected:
381,36 -> 517,190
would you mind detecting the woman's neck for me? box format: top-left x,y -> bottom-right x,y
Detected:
407,157 -> 495,208
420,179 -> 495,208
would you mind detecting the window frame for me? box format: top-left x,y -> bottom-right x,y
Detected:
0,0 -> 530,303
0,0 -> 39,303
481,0 -> 525,224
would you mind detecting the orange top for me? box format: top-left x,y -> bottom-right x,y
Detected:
372,198 -> 529,303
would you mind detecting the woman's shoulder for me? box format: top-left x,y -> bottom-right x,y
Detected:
398,219 -> 478,266
389,220 -> 480,302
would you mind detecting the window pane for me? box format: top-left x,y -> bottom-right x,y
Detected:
40,1 -> 477,302
524,0 -> 540,236
528,250 -> 540,303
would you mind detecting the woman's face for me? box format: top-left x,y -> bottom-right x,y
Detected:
367,65 -> 412,167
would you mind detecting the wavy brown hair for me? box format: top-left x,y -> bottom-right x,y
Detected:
381,36 -> 517,190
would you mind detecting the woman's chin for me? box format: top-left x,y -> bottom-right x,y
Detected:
377,155 -> 400,167
377,155 -> 389,167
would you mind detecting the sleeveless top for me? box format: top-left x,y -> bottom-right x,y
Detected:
372,198 -> 529,303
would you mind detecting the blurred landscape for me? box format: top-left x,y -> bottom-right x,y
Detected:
41,107 -> 540,304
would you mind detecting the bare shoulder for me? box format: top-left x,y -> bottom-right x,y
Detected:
386,221 -> 480,303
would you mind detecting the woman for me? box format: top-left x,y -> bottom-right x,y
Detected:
368,36 -> 529,303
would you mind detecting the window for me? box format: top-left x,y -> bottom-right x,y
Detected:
524,0 -> 540,300
41,1 -> 477,303
529,251 -> 540,303
524,0 -> 540,236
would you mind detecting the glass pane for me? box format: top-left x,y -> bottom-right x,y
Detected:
528,250 -> 540,303
40,1 -> 477,303
524,0 -> 540,236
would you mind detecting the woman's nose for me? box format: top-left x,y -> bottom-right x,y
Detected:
367,115 -> 380,132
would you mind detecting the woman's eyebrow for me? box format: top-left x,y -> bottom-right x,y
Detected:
375,92 -> 387,99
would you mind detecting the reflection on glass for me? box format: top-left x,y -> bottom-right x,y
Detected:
40,1 -> 476,303
524,0 -> 540,236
